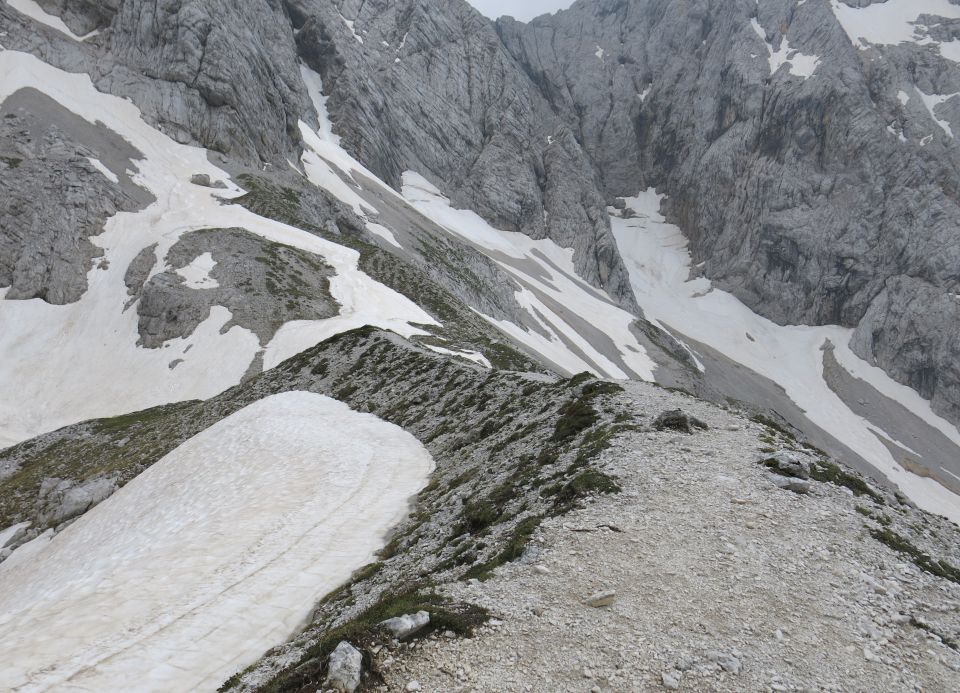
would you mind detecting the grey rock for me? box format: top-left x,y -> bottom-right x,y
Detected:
500,0 -> 960,424
759,450 -> 811,480
0,88 -> 148,304
292,0 -> 639,309
769,475 -> 812,495
653,409 -> 708,434
380,611 -> 430,639
36,475 -> 117,526
190,173 -> 225,188
585,590 -> 617,608
323,641 -> 363,693
135,228 -> 338,348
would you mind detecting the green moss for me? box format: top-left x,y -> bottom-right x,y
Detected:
462,515 -> 544,581
552,397 -> 599,443
870,528 -> 960,584
810,459 -> 882,501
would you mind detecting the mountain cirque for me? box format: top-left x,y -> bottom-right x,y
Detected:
2,0 -> 960,692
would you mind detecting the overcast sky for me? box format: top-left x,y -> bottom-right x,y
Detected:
466,1 -> 575,22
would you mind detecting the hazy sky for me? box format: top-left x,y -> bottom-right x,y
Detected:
466,1 -> 575,22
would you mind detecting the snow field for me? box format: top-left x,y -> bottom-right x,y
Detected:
401,172 -> 656,381
0,51 -> 437,445
611,190 -> 960,523
0,392 -> 435,692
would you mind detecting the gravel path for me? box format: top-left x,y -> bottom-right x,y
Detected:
376,383 -> 960,692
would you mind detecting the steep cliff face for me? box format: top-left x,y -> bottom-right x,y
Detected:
498,0 -> 960,423
285,0 -> 638,308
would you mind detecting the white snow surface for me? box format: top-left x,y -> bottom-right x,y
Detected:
6,0 -> 98,41
830,0 -> 960,62
612,190 -> 960,523
174,252 -> 219,289
402,172 -> 656,381
915,87 -> 957,138
0,392 -> 434,692
366,222 -> 403,248
85,156 -> 118,183
424,344 -> 493,368
750,19 -> 820,79
0,52 -> 436,446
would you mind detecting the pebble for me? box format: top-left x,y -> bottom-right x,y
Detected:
585,590 -> 617,608
662,670 -> 681,689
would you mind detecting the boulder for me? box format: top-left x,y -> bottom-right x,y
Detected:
323,641 -> 363,693
380,611 -> 430,639
653,409 -> 709,434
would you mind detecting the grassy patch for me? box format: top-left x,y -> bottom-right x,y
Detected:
870,528 -> 960,584
255,586 -> 487,693
810,459 -> 882,501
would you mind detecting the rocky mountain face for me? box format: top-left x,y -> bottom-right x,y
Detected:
497,0 -> 960,424
5,0 -> 957,424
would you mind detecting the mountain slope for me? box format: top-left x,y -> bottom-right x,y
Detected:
498,0 -> 960,425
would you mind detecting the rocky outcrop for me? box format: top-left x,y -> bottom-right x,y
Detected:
136,228 -> 338,347
498,0 -> 960,423
0,87 -> 147,303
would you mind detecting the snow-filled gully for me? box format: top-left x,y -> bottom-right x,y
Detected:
0,51 -> 437,447
611,190 -> 960,523
0,392 -> 434,692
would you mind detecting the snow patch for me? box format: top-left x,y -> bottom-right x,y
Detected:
402,171 -> 656,381
366,222 -> 403,249
6,0 -> 98,41
0,392 -> 434,691
86,156 -> 118,183
915,87 -> 957,138
0,52 -> 437,445
750,19 -> 820,79
425,344 -> 492,368
175,252 -> 219,289
340,13 -> 364,44
830,0 -> 960,63
611,189 -> 960,523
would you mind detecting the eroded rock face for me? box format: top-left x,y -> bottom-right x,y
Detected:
0,88 -> 148,304
498,0 -> 960,423
135,228 -> 338,348
288,0 -> 639,309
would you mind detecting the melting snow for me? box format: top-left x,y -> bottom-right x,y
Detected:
830,0 -> 960,62
6,0 -> 98,41
0,392 -> 434,691
611,190 -> 960,523
425,345 -> 492,368
366,222 -> 403,248
85,156 -> 118,183
915,87 -> 956,138
175,252 -> 219,289
750,19 -> 820,79
402,172 -> 656,381
0,52 -> 436,445
340,13 -> 364,44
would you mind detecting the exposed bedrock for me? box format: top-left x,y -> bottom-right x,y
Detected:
286,0 -> 639,310
498,0 -> 960,423
0,88 -> 148,304
134,228 -> 338,348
